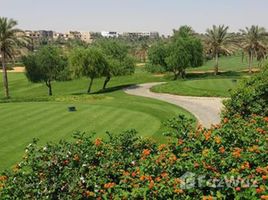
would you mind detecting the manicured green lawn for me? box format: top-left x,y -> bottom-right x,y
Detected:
151,76 -> 245,97
188,54 -> 260,72
0,71 -> 194,171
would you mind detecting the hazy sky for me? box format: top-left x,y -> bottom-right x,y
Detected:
1,0 -> 268,35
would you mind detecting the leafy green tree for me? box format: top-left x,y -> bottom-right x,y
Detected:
147,41 -> 168,72
93,39 -> 135,89
69,47 -> 108,93
165,27 -> 203,79
239,26 -> 268,73
102,56 -> 135,90
204,25 -> 237,75
23,46 -> 67,96
0,17 -> 29,98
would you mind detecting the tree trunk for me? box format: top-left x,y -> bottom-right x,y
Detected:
87,77 -> 94,93
102,76 -> 111,90
1,53 -> 10,98
214,52 -> 219,75
45,80 -> 52,96
248,51 -> 253,74
181,69 -> 186,79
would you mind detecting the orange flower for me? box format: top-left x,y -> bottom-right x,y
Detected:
248,145 -> 260,153
123,171 -> 130,176
0,176 -> 7,181
161,172 -> 168,178
95,138 -> 102,146
140,175 -> 146,181
223,118 -> 229,124
178,139 -> 184,145
256,128 -> 266,134
104,182 -> 116,189
263,175 -> 268,180
194,162 -> 199,168
235,187 -> 241,192
142,149 -> 151,156
241,162 -> 250,170
183,147 -> 191,152
85,191 -> 95,197
264,117 -> 268,122
174,178 -> 181,184
261,195 -> 268,200
219,146 -> 225,154
155,177 -> 161,182
214,136 -> 221,144
174,188 -> 183,194
204,131 -> 211,141
149,181 -> 154,189
232,148 -> 242,158
257,185 -> 266,193
169,154 -> 177,162
158,144 -> 166,151
203,196 -> 214,200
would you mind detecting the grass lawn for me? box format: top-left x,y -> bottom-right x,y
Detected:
0,71 -> 194,171
151,72 -> 250,97
188,54 -> 260,72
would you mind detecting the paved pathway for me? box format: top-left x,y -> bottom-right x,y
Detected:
123,82 -> 225,128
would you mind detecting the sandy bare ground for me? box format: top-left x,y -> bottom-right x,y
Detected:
124,82 -> 225,128
0,67 -> 25,73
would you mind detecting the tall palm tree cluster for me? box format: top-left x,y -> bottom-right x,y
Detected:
204,25 -> 268,75
0,16 -> 268,98
0,17 -> 29,98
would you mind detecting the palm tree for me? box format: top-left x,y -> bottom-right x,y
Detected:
204,25 -> 237,75
139,42 -> 149,63
239,26 -> 267,73
0,17 -> 28,98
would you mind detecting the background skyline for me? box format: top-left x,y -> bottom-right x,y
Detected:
1,0 -> 268,35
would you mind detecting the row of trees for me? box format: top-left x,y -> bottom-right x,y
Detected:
1,16 -> 268,97
0,17 -> 135,97
23,42 -> 135,96
147,25 -> 268,76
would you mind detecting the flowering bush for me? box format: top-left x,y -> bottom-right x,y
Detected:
223,65 -> 268,118
0,114 -> 267,199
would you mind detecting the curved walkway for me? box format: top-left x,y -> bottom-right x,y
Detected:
123,82 -> 225,128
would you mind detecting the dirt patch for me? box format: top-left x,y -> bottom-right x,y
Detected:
0,67 -> 25,73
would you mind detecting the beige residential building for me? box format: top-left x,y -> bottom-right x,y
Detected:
80,32 -> 93,43
25,30 -> 93,43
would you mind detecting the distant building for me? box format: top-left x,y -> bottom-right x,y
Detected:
26,30 -> 93,43
80,32 -> 93,43
25,30 -> 54,40
101,31 -> 119,38
122,31 -> 159,38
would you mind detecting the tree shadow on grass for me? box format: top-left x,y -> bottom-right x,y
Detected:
71,84 -> 134,95
185,71 -> 244,80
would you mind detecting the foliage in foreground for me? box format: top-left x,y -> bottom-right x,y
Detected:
224,66 -> 268,118
0,114 -> 267,199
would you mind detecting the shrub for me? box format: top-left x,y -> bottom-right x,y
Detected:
223,65 -> 268,118
0,115 -> 267,199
